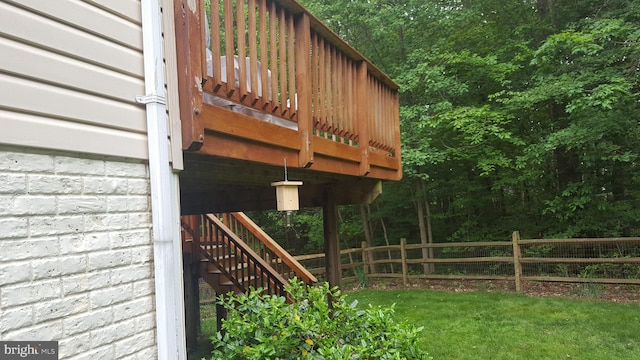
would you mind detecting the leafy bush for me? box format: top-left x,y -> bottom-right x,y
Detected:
210,279 -> 432,359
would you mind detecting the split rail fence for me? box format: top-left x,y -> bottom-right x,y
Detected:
293,232 -> 640,292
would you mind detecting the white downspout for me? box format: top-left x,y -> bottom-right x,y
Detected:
139,0 -> 187,359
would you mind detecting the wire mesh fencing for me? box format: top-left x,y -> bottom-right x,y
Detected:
296,234 -> 640,291
518,237 -> 640,283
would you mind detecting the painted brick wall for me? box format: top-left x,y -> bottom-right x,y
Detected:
0,147 -> 157,359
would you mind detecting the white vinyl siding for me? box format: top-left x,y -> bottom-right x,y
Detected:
0,0 -> 148,159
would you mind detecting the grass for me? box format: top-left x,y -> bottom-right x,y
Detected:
347,289 -> 640,360
190,289 -> 640,359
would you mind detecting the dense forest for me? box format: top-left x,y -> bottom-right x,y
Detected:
252,0 -> 640,254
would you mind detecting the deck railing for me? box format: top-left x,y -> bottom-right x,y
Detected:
174,0 -> 401,177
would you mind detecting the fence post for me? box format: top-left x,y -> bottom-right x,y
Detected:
401,238 -> 408,286
360,241 -> 369,280
512,231 -> 522,293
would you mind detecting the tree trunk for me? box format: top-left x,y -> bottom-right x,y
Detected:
338,209 -> 354,264
360,204 -> 376,274
375,202 -> 394,273
415,180 -> 430,274
416,179 -> 435,274
554,146 -> 581,191
423,180 -> 435,274
398,27 -> 407,63
537,0 -> 553,19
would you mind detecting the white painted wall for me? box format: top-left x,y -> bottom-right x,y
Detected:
0,146 -> 157,359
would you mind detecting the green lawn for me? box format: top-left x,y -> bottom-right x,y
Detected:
191,289 -> 640,360
347,289 -> 640,360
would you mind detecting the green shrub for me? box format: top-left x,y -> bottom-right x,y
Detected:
210,279 -> 432,360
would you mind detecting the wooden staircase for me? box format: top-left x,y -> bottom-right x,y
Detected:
181,212 -> 317,297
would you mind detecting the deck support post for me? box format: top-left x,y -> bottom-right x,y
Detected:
216,294 -> 228,336
182,253 -> 201,351
323,185 -> 341,288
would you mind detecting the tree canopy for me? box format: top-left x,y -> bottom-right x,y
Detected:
269,0 -> 640,252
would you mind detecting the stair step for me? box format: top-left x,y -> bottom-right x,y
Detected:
182,212 -> 315,297
199,251 -> 239,259
207,262 -> 249,274
200,245 -> 225,251
184,238 -> 223,245
221,275 -> 257,286
199,256 -> 244,267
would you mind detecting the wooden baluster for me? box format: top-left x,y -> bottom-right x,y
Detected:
318,36 -> 327,131
248,0 -> 259,106
385,86 -> 392,151
287,14 -> 296,119
374,91 -> 383,149
346,58 -> 353,137
371,76 -> 378,148
378,81 -> 383,149
327,45 -> 334,132
199,3 -> 208,91
356,61 -> 370,175
325,44 -> 332,133
378,83 -> 384,148
382,85 -> 388,148
224,0 -> 235,98
346,56 -> 352,137
269,1 -> 279,113
278,9 -> 287,117
234,238 -> 240,287
254,261 -> 260,289
337,52 -> 344,136
199,214 -> 204,241
393,89 -> 401,172
213,220 -> 218,259
311,33 -> 319,126
236,0 -> 247,102
259,0 -> 269,109
210,0 -> 222,92
295,14 -> 313,167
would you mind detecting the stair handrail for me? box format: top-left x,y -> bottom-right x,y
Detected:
205,214 -> 290,295
225,212 -> 318,285
181,215 -> 244,292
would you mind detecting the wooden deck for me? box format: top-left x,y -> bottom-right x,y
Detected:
173,0 -> 401,213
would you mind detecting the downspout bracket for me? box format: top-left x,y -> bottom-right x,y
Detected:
136,94 -> 167,105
